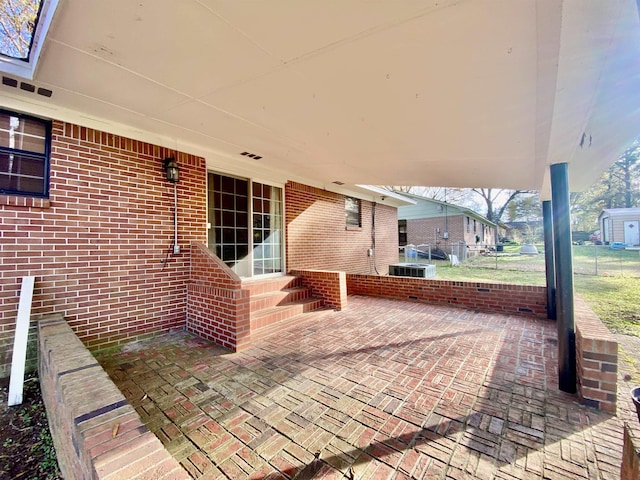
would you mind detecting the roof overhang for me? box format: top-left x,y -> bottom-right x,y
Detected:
354,185 -> 416,207
1,1 -> 639,198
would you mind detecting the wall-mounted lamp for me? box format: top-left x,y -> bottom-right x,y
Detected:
163,157 -> 180,183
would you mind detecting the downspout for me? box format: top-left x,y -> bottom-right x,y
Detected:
173,182 -> 180,254
371,202 -> 380,275
542,200 -> 556,320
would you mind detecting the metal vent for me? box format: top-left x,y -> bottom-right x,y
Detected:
332,181 -> 345,185
240,151 -> 262,160
2,76 -> 17,87
20,82 -> 35,93
1,75 -> 53,98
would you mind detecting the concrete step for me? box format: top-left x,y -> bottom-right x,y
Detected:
250,287 -> 312,313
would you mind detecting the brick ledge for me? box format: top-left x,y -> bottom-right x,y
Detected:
39,315 -> 189,479
574,295 -> 618,412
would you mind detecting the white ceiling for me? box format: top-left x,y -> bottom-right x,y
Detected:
4,0 -> 640,197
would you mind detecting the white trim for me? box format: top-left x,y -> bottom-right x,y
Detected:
355,185 -> 416,205
8,276 -> 35,406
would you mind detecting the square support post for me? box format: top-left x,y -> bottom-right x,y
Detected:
550,162 -> 576,393
542,200 -> 556,320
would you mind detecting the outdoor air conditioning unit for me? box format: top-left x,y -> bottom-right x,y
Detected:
389,263 -> 436,278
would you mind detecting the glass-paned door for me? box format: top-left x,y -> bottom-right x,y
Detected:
252,182 -> 283,276
207,173 -> 283,278
207,173 -> 250,277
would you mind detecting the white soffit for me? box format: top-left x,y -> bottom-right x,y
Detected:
0,0 -> 637,194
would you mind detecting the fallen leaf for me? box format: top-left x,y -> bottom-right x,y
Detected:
112,423 -> 120,438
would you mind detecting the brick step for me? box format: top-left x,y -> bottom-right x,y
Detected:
250,287 -> 312,313
252,306 -> 334,342
250,297 -> 324,331
242,275 -> 302,296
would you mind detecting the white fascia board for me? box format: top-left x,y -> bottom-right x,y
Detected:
353,185 -> 416,206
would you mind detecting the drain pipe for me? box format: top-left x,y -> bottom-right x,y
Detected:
371,201 -> 380,275
173,182 -> 180,254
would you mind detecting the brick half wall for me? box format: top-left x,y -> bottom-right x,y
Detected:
575,295 -> 618,412
347,275 -> 548,318
39,315 -> 189,479
289,269 -> 347,311
187,243 -> 250,350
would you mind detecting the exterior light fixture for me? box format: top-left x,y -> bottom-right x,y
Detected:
162,156 -> 181,255
163,157 -> 180,183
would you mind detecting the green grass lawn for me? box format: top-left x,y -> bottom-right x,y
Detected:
399,245 -> 640,336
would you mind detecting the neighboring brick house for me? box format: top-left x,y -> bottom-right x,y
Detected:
0,110 -> 410,376
397,192 -> 497,254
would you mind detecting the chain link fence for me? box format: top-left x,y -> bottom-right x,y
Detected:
463,243 -> 640,278
399,243 -> 640,277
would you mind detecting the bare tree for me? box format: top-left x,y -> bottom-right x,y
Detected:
0,0 -> 40,59
383,186 -> 415,194
383,186 -> 468,204
471,188 -> 531,223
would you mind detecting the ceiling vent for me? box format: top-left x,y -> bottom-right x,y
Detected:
2,76 -> 52,98
240,151 -> 262,160
332,181 -> 345,185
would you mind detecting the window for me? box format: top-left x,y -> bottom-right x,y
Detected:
0,109 -> 51,197
345,197 -> 361,227
398,220 -> 407,246
0,1 -> 42,59
0,1 -> 59,79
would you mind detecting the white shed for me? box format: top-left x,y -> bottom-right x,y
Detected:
598,208 -> 640,246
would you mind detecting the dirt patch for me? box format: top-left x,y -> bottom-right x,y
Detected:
0,372 -> 61,480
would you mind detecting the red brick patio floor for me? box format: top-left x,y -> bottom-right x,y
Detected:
95,296 -> 624,479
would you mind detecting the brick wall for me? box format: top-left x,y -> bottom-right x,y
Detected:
406,215 -> 495,253
0,120 -> 207,376
289,269 -> 347,311
622,423 -> 640,480
187,243 -> 251,350
574,295 -> 618,412
347,274 -> 548,318
286,182 -> 398,275
406,215 -> 464,253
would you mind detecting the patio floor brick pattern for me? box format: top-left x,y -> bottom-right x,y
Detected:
96,296 -> 623,479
